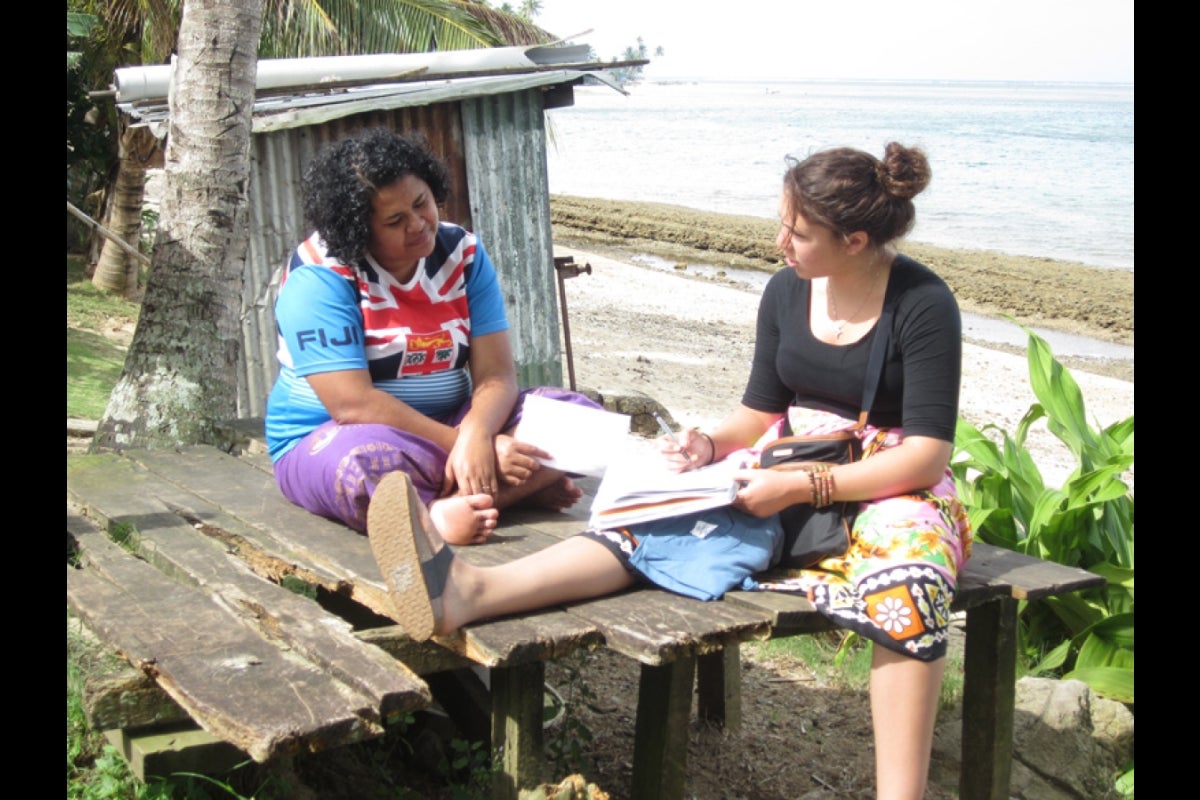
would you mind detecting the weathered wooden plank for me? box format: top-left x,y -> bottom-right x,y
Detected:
722,590 -> 839,634
68,454 -> 355,604
104,724 -> 247,782
125,445 -> 613,672
965,542 -> 1106,600
499,496 -> 595,541
71,503 -> 431,724
73,449 -> 604,670
452,521 -> 573,568
355,625 -> 479,676
68,521 -> 412,762
563,587 -> 771,666
115,447 -> 394,613
68,611 -> 190,731
439,613 -> 606,669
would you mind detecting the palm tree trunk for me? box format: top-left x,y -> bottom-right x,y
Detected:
91,125 -> 160,296
93,0 -> 264,451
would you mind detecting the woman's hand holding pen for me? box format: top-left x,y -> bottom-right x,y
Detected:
654,412 -> 704,472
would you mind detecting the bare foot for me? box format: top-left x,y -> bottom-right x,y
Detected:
522,476 -> 583,512
429,494 -> 499,545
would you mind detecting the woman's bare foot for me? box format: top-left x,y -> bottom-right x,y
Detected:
429,494 -> 498,545
522,475 -> 583,511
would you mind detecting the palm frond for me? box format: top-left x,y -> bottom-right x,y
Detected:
259,0 -> 513,58
455,0 -> 554,46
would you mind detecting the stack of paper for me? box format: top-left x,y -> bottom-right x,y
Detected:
514,394 -> 631,478
588,446 -> 743,529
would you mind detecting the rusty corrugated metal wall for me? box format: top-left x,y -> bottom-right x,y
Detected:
238,90 -> 563,418
462,89 -> 562,390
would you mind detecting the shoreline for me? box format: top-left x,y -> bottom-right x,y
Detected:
549,194 -> 1133,383
552,244 -> 1134,491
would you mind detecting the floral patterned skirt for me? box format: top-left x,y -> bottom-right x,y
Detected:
750,409 -> 973,662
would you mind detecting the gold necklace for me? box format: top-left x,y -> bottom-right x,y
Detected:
827,262 -> 885,340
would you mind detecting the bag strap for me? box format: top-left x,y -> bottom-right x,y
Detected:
783,283 -> 897,435
854,291 -> 895,429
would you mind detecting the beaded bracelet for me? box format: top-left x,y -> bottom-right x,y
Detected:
805,468 -> 820,506
694,430 -> 717,466
818,464 -> 834,507
807,463 -> 835,508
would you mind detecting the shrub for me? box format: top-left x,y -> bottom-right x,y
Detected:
951,325 -> 1133,706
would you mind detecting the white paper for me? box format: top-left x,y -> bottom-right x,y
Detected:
514,394 -> 631,477
587,444 -> 743,528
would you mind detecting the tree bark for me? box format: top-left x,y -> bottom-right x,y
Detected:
93,0 -> 265,451
90,125 -> 159,296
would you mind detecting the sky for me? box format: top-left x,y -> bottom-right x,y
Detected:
531,0 -> 1134,84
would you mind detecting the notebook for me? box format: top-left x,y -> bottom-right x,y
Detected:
587,442 -> 744,529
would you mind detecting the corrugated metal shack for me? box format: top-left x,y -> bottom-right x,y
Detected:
113,45 -> 626,418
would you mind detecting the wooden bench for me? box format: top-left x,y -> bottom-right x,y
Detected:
67,443 -> 1105,800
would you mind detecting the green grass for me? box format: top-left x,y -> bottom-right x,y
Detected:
66,254 -> 138,420
67,327 -> 128,419
746,627 -> 968,712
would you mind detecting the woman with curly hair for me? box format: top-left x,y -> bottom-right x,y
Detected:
265,128 -> 598,545
367,141 -> 971,799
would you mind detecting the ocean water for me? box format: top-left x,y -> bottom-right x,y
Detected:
545,79 -> 1134,271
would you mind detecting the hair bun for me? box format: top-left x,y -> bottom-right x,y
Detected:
879,142 -> 931,200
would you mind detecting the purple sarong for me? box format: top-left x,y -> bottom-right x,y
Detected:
273,386 -> 600,532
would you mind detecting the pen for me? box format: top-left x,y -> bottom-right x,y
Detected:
652,412 -> 691,459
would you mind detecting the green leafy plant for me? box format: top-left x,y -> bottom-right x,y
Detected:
951,324 -> 1133,706
443,738 -> 494,799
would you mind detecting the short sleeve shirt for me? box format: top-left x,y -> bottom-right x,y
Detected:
741,255 -> 962,442
265,223 -> 509,460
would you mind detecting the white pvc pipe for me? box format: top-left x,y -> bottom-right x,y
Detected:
114,44 -> 592,103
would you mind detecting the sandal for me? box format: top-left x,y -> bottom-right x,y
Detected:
367,471 -> 453,641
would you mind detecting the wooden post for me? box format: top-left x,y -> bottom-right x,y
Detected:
490,662 -> 546,800
960,597 -> 1018,800
631,656 -> 695,800
696,646 -> 742,731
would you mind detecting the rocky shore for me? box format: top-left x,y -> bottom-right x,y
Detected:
549,194 -> 1134,382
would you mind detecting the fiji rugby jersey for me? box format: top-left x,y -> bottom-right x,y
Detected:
264,224 -> 509,461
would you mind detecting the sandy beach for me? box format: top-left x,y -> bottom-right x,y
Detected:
549,197 -> 1134,490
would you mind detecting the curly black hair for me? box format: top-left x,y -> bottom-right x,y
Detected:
302,128 -> 452,263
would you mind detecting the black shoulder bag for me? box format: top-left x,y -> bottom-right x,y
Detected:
758,298 -> 894,569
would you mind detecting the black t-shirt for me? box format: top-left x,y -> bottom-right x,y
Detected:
741,254 -> 962,442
